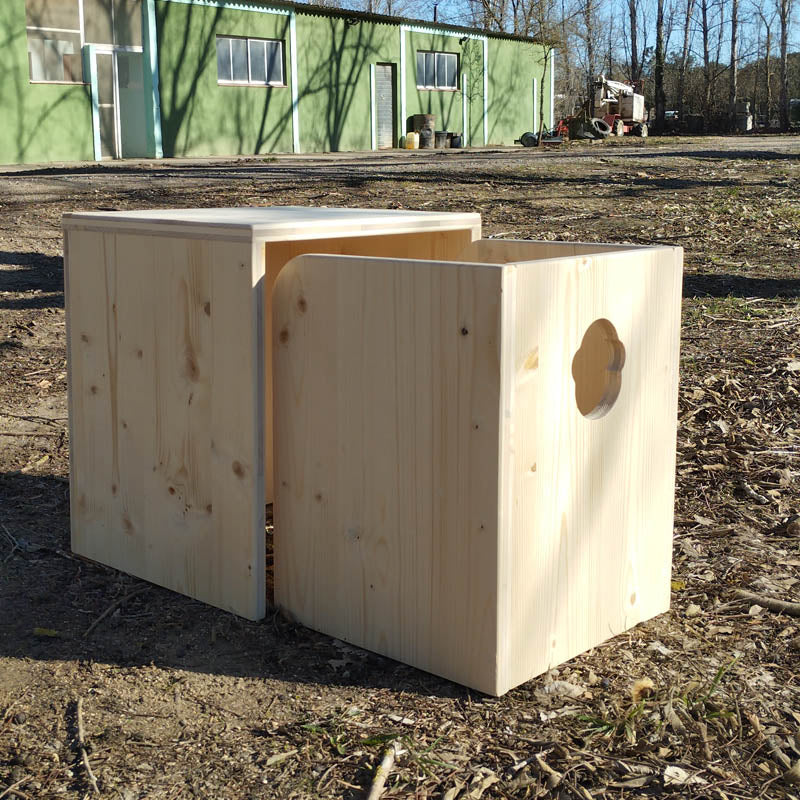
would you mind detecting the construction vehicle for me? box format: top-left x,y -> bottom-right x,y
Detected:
593,75 -> 648,137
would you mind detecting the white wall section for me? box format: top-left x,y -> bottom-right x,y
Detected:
370,64 -> 376,151
482,37 -> 488,144
289,12 -> 300,152
462,72 -> 468,145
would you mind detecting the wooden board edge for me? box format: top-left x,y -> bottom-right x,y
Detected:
62,227 -> 78,544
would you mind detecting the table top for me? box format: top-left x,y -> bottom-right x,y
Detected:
63,206 -> 482,242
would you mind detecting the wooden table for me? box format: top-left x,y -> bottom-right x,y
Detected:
63,207 -> 481,620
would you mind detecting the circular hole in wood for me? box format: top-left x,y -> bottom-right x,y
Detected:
571,318 -> 626,419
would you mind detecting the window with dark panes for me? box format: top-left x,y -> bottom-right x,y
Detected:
416,50 -> 458,89
216,36 -> 285,86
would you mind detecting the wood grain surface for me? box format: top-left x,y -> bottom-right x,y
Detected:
273,242 -> 682,694
64,208 -> 481,620
66,229 -> 265,619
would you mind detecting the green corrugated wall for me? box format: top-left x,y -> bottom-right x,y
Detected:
155,1 -> 294,157
296,14 -> 397,152
0,0 -> 93,165
487,37 -> 553,144
155,1 -> 551,156
405,31 -> 467,138
0,0 -> 552,164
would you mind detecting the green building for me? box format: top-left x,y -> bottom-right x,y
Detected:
1,0 -> 554,164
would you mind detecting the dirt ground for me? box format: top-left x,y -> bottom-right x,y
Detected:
1,135 -> 799,800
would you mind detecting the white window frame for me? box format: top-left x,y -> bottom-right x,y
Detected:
216,35 -> 286,87
416,50 -> 458,91
25,0 -> 85,84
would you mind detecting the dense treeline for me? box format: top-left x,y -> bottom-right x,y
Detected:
456,0 -> 799,132
654,51 -> 800,128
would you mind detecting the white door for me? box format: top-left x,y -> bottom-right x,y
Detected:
374,64 -> 395,149
93,48 -> 147,159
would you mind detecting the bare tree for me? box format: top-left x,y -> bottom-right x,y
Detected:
467,0 -> 508,32
700,0 -> 712,119
728,0 -> 738,127
777,0 -> 793,130
603,10 -> 616,77
664,0 -> 678,53
560,0 -> 573,106
582,0 -> 597,108
676,0 -> 696,122
555,0 -> 589,117
628,0 -> 640,80
699,0 -> 725,121
756,8 -> 775,123
654,0 -> 666,129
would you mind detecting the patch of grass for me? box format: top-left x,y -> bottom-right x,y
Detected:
677,657 -> 740,728
579,701 -> 648,745
578,659 -> 741,746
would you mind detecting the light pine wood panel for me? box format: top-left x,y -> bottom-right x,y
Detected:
63,207 -> 482,244
64,209 -> 481,619
460,239 -> 644,265
66,231 -> 265,619
66,229 -> 116,559
262,229 -> 477,502
497,246 -> 682,694
273,254 -> 504,692
273,243 -> 682,695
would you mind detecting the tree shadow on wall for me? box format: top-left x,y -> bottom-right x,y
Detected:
487,43 -> 546,144
296,17 -> 382,153
235,14 -> 382,155
158,6 -> 383,156
410,54 -> 463,139
157,1 -> 226,157
2,3 -> 93,164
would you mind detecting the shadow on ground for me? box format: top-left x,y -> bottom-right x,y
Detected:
684,273 -> 800,299
0,251 -> 64,309
0,471 -> 469,700
2,140 -> 798,180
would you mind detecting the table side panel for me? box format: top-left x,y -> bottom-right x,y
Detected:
262,227 -> 479,503
66,229 -> 116,563
273,254 -> 503,693
460,239 -> 646,264
499,247 -> 683,693
66,230 -> 265,619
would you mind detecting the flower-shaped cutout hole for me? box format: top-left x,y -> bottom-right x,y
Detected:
571,318 -> 626,419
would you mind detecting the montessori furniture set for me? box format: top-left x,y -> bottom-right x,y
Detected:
63,207 -> 682,696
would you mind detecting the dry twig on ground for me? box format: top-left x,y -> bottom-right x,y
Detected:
83,585 -> 148,637
366,740 -> 402,800
734,589 -> 800,617
75,698 -> 100,796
